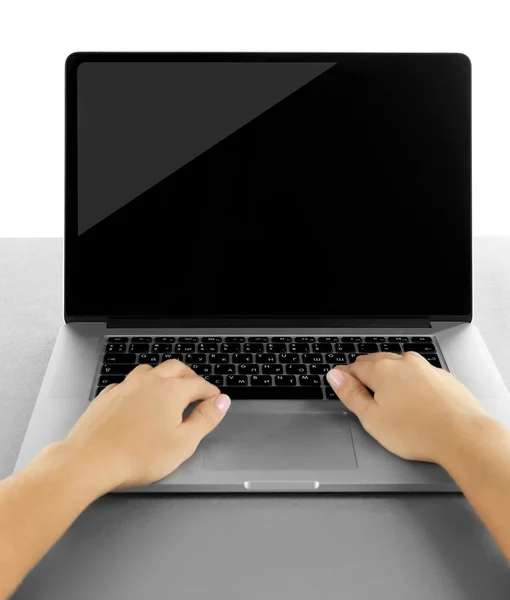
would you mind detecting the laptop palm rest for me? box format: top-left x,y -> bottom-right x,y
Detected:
201,411 -> 358,471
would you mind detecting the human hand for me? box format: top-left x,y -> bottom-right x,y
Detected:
326,352 -> 487,464
63,360 -> 231,491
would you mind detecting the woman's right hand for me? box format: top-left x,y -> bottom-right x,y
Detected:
326,352 -> 489,464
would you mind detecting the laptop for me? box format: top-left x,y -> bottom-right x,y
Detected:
14,52 -> 510,492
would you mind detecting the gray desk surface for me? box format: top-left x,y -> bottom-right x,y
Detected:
1,237 -> 510,599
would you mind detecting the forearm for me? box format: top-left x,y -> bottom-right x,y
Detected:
439,413 -> 510,563
0,441 -> 109,599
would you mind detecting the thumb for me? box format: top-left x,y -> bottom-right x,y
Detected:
326,367 -> 374,420
181,393 -> 231,443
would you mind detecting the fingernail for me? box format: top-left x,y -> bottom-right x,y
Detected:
214,393 -> 231,414
327,369 -> 345,389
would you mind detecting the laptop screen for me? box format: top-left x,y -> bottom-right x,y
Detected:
66,53 -> 471,320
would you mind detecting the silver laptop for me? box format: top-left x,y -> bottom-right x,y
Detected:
14,52 -> 510,492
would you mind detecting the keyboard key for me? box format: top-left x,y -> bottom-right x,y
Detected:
325,353 -> 347,364
132,337 -> 153,343
129,343 -> 150,353
221,343 -> 241,352
225,337 -> 245,342
186,354 -> 206,363
295,337 -> 315,342
244,343 -> 264,353
256,353 -> 277,363
189,364 -> 212,374
178,337 -> 199,342
209,353 -> 230,363
215,364 -> 237,374
357,343 -> 378,353
278,353 -> 299,363
104,353 -> 136,364
303,354 -> 323,363
312,343 -> 332,352
411,336 -> 432,343
251,376 -> 272,386
318,337 -> 339,342
388,337 -> 409,343
226,387 -> 323,400
286,364 -> 308,374
272,337 -> 292,342
364,337 -> 385,342
175,343 -> 195,352
422,354 -> 442,367
101,364 -> 137,375
162,353 -> 183,361
275,375 -> 296,386
266,343 -> 287,353
155,337 -> 175,343
198,343 -> 218,352
139,353 -> 160,364
94,387 -> 106,398
107,336 -> 128,343
310,364 -> 330,374
262,364 -> 283,374
325,387 -> 337,399
232,353 -> 253,363
380,343 -> 401,353
201,337 -> 222,342
238,364 -> 260,374
335,343 -> 355,352
348,353 -> 367,363
226,375 -> 249,386
289,343 -> 309,353
248,337 -> 269,342
299,375 -> 321,386
341,337 -> 362,343
152,343 -> 172,352
106,343 -> 126,353
403,343 -> 436,353
98,375 -> 124,386
204,375 -> 224,385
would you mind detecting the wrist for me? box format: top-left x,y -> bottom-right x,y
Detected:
435,411 -> 502,471
38,440 -> 120,499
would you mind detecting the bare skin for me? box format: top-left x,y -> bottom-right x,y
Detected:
327,351 -> 510,563
0,360 -> 231,599
1,352 -> 510,598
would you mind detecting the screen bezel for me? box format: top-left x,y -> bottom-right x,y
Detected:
64,52 -> 472,324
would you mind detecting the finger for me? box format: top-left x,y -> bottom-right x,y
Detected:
340,358 -> 388,390
173,376 -> 221,408
355,352 -> 402,362
100,383 -> 117,394
326,368 -> 374,419
153,359 -> 197,379
92,383 -> 118,401
125,364 -> 153,380
180,393 -> 231,446
403,350 -> 429,363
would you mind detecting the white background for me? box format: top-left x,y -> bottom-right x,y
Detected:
0,0 -> 508,237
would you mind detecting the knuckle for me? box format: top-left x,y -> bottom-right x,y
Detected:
403,351 -> 422,360
195,403 -> 219,429
373,357 -> 392,369
132,364 -> 153,375
342,383 -> 364,401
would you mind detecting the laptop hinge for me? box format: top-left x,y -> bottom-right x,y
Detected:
106,317 -> 432,329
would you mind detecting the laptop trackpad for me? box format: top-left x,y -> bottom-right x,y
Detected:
202,412 -> 357,470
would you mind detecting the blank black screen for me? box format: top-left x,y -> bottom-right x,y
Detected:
67,53 -> 471,319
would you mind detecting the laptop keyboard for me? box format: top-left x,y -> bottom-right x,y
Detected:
93,335 -> 442,401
